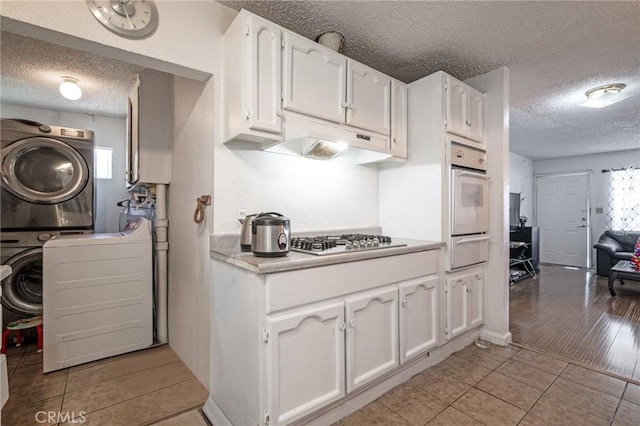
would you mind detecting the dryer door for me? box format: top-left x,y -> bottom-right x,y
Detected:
1,248 -> 43,316
1,137 -> 89,205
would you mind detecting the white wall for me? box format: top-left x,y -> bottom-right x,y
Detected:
509,152 -> 533,222
466,67 -> 511,345
213,148 -> 380,234
1,104 -> 128,233
0,0 -> 238,388
534,149 -> 640,264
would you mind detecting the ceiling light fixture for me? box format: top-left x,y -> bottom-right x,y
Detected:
580,83 -> 629,108
59,76 -> 82,101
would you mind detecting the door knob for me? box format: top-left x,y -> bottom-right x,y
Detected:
577,225 -> 587,228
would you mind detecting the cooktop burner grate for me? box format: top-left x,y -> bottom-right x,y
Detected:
290,234 -> 405,256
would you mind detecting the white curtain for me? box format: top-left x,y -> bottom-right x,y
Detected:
607,167 -> 640,231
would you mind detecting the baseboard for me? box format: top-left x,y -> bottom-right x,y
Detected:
204,330 -> 481,426
480,327 -> 512,346
202,396 -> 233,426
292,330 -> 480,426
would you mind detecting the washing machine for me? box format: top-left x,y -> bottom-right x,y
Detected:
0,230 -> 92,325
42,217 -> 153,372
1,118 -> 95,231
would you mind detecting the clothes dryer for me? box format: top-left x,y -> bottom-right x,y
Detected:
43,217 -> 153,372
1,119 -> 95,231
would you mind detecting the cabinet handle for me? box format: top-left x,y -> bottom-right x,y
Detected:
349,319 -> 356,327
341,101 -> 349,109
348,103 -> 354,110
339,322 -> 347,331
467,287 -> 472,293
468,121 -> 472,127
393,137 -> 397,144
475,274 -> 482,280
401,300 -> 407,308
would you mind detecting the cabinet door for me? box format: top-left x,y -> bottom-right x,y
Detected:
345,287 -> 398,392
390,79 -> 408,158
265,301 -> 345,425
445,276 -> 469,339
346,60 -> 391,135
247,15 -> 282,134
468,271 -> 484,329
467,86 -> 484,142
399,276 -> 439,364
282,32 -> 347,123
445,75 -> 468,138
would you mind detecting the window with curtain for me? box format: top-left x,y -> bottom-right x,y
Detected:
607,167 -> 640,230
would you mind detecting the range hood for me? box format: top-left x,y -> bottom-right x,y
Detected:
262,113 -> 393,165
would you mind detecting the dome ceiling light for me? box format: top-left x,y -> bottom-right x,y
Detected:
580,83 -> 630,108
59,76 -> 82,101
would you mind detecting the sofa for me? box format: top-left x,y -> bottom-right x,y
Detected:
593,230 -> 640,276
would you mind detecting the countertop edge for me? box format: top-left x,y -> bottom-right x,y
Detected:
210,236 -> 444,274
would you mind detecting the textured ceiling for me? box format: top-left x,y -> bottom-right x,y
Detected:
222,0 -> 640,160
0,31 -> 142,118
1,2 -> 638,160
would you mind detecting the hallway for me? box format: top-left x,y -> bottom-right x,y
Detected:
510,264 -> 640,381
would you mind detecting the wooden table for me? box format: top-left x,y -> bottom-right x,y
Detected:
608,260 -> 640,296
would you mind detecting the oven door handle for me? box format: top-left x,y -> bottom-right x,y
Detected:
457,171 -> 490,180
455,236 -> 491,245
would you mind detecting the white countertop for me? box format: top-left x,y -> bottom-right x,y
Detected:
210,234 -> 444,274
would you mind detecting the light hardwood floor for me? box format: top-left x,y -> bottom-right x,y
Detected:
510,264 -> 640,382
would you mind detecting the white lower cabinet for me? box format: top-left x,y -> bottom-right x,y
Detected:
265,302 -> 346,425
445,269 -> 484,340
345,287 -> 399,392
399,276 -> 439,363
208,250 -> 444,426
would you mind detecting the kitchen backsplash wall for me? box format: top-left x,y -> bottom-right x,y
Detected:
1,103 -> 129,233
213,145 -> 380,235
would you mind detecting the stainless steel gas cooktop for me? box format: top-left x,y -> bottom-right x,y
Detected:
290,234 -> 406,256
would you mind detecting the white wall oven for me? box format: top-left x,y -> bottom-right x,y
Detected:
449,142 -> 489,270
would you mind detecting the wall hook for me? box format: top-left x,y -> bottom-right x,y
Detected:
194,195 -> 211,224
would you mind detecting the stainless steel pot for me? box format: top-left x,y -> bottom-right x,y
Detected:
251,212 -> 290,257
239,214 -> 257,252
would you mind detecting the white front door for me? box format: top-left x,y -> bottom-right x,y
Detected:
536,173 -> 589,267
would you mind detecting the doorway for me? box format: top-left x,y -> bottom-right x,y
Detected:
535,172 -> 590,268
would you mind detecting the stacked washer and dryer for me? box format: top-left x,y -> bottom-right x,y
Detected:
1,119 -> 153,372
1,119 -> 95,323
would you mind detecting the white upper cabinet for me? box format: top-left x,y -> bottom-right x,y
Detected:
445,75 -> 485,143
282,31 -> 347,124
346,60 -> 391,135
265,301 -> 346,425
390,79 -> 408,158
467,86 -> 485,143
345,286 -> 399,393
223,12 -> 282,143
247,16 -> 282,134
223,10 -> 408,161
398,276 -> 439,363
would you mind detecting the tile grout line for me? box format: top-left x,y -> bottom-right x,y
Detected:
609,382 -> 628,426
514,359 -> 569,426
511,341 -> 640,386
65,375 -> 198,421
